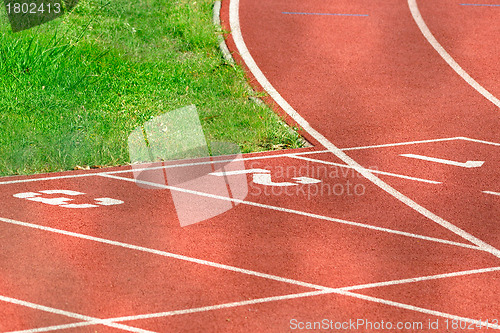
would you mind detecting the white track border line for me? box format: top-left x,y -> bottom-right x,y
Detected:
100,173 -> 480,251
0,173 -> 99,185
289,155 -> 441,184
13,266 -> 500,332
228,0 -> 500,259
102,153 -> 294,175
408,0 -> 500,109
1,136 -> 497,185
0,153 -> 295,185
0,295 -> 154,333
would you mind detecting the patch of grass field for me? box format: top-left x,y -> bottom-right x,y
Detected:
0,0 -> 305,177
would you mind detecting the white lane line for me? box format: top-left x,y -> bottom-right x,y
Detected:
0,173 -> 98,185
15,266 -> 500,332
457,136 -> 500,147
210,168 -> 270,176
0,216 -> 328,291
104,154 -> 291,175
289,155 -> 442,184
0,295 -> 154,333
229,0 -> 500,258
338,290 -> 500,330
1,136 -> 497,186
11,291 -> 331,333
340,266 -> 500,291
8,323 -> 91,333
294,136 -> 500,155
408,0 -> 500,108
400,154 -> 485,168
0,152 -> 298,185
101,173 -> 481,251
483,191 -> 500,197
1,136 -> 496,186
341,137 -> 463,151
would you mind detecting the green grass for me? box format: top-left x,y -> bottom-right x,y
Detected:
0,0 -> 305,177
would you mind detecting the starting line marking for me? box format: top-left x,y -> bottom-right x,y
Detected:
12,266 -> 500,333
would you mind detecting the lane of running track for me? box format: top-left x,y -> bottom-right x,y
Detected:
218,0 -> 500,328
220,0 -> 500,250
1,0 -> 499,331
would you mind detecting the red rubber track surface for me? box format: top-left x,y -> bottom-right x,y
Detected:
1,0 -> 499,331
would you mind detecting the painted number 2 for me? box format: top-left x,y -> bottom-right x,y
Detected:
13,190 -> 124,208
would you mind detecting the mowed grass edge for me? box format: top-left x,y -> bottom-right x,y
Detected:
0,0 -> 306,177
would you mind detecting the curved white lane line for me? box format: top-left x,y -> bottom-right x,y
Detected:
408,0 -> 500,108
228,0 -> 500,258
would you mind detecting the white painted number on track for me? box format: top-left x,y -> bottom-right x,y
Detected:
210,169 -> 321,187
13,190 -> 124,208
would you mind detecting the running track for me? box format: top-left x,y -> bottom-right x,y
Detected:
1,0 -> 499,331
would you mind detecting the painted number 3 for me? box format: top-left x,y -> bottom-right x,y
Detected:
13,190 -> 124,208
